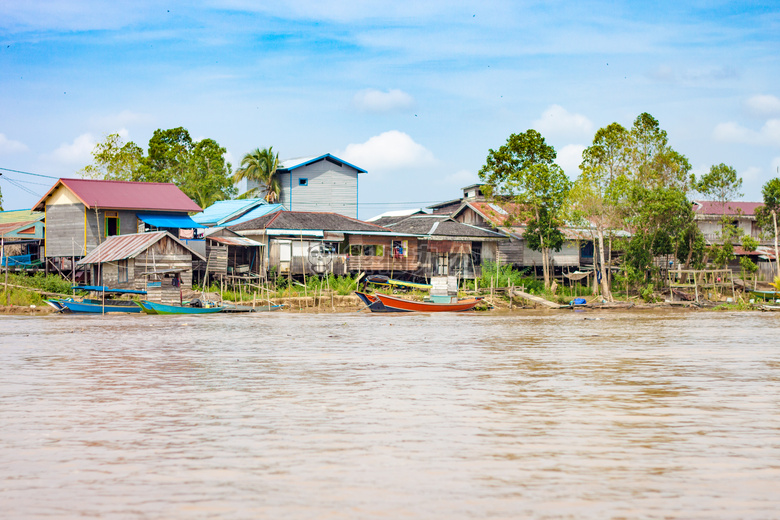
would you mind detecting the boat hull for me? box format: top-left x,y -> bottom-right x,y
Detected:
59,299 -> 142,313
372,292 -> 483,312
355,291 -> 404,312
137,300 -> 223,315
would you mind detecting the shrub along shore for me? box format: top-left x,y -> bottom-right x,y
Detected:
1,267 -> 776,315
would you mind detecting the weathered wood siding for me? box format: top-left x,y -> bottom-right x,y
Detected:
523,240 -> 580,267
45,204 -> 139,258
279,160 -> 359,218
345,236 -> 418,272
497,236 -> 523,266
131,236 -> 195,300
45,203 -> 86,257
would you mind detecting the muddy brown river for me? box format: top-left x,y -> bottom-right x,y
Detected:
1,310 -> 779,518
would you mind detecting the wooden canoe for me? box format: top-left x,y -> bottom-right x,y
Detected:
373,292 -> 483,312
136,300 -> 223,315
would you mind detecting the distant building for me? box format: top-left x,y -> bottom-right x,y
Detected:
229,209 -> 416,277
692,200 -> 766,244
32,179 -> 201,261
237,153 -> 365,218
76,231 -> 205,303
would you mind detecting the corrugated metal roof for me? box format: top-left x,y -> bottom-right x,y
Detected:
693,200 -> 764,216
191,199 -> 266,225
76,231 -> 205,265
0,209 -> 44,224
278,153 -> 367,173
33,179 -> 201,212
207,236 -> 263,247
0,220 -> 42,238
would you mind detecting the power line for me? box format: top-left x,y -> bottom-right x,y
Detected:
2,177 -> 40,197
0,167 -> 59,179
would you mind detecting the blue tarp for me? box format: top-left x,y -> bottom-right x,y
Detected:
137,212 -> 200,229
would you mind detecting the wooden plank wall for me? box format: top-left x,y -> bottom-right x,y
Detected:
44,203 -> 85,257
346,236 -> 418,272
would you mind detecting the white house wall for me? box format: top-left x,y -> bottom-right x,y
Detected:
279,161 -> 359,218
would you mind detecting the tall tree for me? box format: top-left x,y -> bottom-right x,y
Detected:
695,163 -> 744,209
181,138 -> 236,208
573,122 -> 631,300
233,147 -> 281,202
137,127 -> 195,184
756,177 -> 780,277
79,128 -> 235,208
78,133 -> 144,180
478,129 -> 568,288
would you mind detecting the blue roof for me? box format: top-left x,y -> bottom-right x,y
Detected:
222,203 -> 286,226
278,153 -> 367,174
137,212 -> 200,229
191,199 -> 266,226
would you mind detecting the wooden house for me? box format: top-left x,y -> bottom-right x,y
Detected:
429,183 -> 591,269
370,214 -> 506,279
692,201 -> 766,244
237,154 -> 366,218
229,210 -> 418,277
192,227 -> 265,283
0,209 -> 45,269
75,231 -> 205,304
32,179 -> 202,264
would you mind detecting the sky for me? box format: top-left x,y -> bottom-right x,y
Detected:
1,1 -> 779,219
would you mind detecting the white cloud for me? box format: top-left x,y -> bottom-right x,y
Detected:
51,133 -> 97,165
353,89 -> 415,113
556,144 -> 586,178
533,105 -> 593,140
745,95 -> 780,117
0,133 -> 28,154
713,120 -> 780,147
340,130 -> 435,173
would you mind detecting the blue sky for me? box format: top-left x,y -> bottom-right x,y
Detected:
1,1 -> 779,219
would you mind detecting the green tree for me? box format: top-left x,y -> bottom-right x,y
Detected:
573,122 -> 631,300
78,127 -> 235,209
234,147 -> 282,202
628,113 -> 694,192
695,163 -> 744,206
78,133 -> 144,180
756,177 -> 780,277
181,138 -> 236,208
478,130 -> 569,288
137,127 -> 194,184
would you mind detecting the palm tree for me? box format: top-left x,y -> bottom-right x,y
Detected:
233,147 -> 281,202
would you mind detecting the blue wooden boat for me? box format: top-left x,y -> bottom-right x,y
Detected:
136,300 -> 224,315
60,299 -> 142,313
53,286 -> 147,314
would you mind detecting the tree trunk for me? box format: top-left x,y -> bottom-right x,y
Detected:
597,227 -> 612,301
773,210 -> 779,278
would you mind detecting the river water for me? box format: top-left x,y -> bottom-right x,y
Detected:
1,310 -> 779,519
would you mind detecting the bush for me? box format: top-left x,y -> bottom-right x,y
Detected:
474,261 -> 543,293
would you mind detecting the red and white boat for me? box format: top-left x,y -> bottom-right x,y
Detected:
371,292 -> 483,312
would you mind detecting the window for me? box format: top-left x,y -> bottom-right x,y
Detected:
105,212 -> 120,236
350,245 -> 362,256
299,178 -> 308,186
118,259 -> 128,283
392,240 -> 408,258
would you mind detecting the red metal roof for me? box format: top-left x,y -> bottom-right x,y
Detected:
693,200 -> 763,216
33,179 -> 201,212
76,231 -> 205,265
